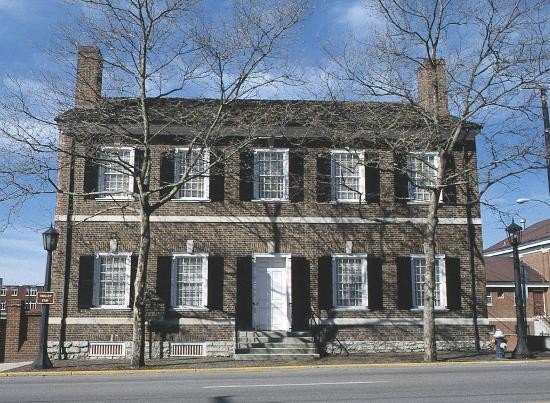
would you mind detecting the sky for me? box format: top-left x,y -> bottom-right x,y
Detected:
0,0 -> 548,285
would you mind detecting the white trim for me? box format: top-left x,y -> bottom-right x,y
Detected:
171,253 -> 209,309
486,283 -> 549,288
48,317 -> 234,325
56,214 -> 482,225
410,254 -> 446,309
315,317 -> 490,326
484,239 -> 550,257
252,148 -> 289,202
96,146 -> 135,201
331,254 -> 368,308
172,147 -> 210,201
330,149 -> 365,203
93,252 -> 132,309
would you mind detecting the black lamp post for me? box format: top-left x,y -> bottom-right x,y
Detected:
505,220 -> 530,359
32,225 -> 59,370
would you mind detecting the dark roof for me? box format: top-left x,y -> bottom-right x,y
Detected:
485,255 -> 547,283
484,219 -> 550,253
56,97 -> 479,135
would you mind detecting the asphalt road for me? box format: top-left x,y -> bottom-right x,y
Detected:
1,361 -> 550,402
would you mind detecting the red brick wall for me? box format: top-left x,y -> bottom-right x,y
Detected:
3,301 -> 41,362
0,318 -> 5,362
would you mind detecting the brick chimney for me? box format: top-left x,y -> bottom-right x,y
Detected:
417,59 -> 449,116
75,46 -> 103,108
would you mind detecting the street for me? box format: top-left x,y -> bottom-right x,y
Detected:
1,361 -> 550,402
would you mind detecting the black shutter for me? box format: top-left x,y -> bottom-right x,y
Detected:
159,150 -> 175,200
316,152 -> 332,203
207,256 -> 224,310
133,148 -> 144,195
78,255 -> 95,308
156,256 -> 172,307
129,255 -> 138,307
443,153 -> 457,205
394,153 -> 410,203
396,257 -> 412,309
365,153 -> 380,204
317,256 -> 333,310
291,257 -> 310,331
367,257 -> 383,310
445,257 -> 462,310
289,149 -> 304,202
239,151 -> 254,201
83,154 -> 99,196
209,149 -> 225,202
236,256 -> 253,330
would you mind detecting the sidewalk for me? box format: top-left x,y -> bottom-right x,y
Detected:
5,350 -> 550,375
0,361 -> 32,372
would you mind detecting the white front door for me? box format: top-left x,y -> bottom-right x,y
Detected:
252,255 -> 290,331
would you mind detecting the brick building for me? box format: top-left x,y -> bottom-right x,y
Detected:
484,219 -> 550,336
47,47 -> 491,360
0,284 -> 44,318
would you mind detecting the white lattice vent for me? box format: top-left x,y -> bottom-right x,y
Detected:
89,342 -> 125,357
170,342 -> 205,357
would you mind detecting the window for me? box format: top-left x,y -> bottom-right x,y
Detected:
93,253 -> 132,308
332,255 -> 368,308
411,255 -> 446,309
24,301 -> 36,310
0,288 -> 5,296
25,287 -> 30,296
253,149 -> 289,201
97,147 -> 134,198
331,150 -> 365,203
497,291 -> 505,299
486,291 -> 493,306
174,148 -> 209,200
11,288 -> 17,297
0,301 -> 5,311
171,254 -> 208,309
30,288 -> 37,296
408,152 -> 438,203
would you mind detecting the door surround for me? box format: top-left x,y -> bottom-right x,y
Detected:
252,253 -> 292,331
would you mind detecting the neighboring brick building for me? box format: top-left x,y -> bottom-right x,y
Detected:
0,284 -> 44,318
47,47 -> 491,360
484,219 -> 550,336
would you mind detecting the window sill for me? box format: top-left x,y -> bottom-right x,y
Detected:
171,198 -> 211,203
410,308 -> 449,312
331,306 -> 370,312
170,307 -> 208,312
251,199 -> 290,204
95,196 -> 134,202
90,306 -> 132,311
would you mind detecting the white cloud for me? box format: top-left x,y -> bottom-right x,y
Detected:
332,1 -> 384,35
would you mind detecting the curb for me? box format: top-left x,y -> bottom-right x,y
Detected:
2,359 -> 550,378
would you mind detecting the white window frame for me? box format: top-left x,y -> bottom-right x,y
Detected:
332,254 -> 368,309
0,288 -> 6,296
170,253 -> 209,310
410,254 -> 447,309
92,252 -> 132,309
0,301 -> 5,311
173,147 -> 210,202
96,146 -> 135,200
407,151 -> 441,204
330,150 -> 365,203
30,288 -> 37,296
486,291 -> 493,306
11,288 -> 17,297
253,148 -> 289,202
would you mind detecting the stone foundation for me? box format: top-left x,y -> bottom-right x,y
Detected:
326,339 -> 491,355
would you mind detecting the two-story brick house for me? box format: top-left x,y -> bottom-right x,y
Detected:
47,47 -> 490,360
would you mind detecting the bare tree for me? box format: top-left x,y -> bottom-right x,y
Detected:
323,0 -> 549,361
1,0 -> 307,368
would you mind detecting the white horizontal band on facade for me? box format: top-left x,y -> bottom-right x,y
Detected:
317,317 -> 490,326
488,317 -> 536,323
55,214 -> 482,225
486,284 -> 549,288
49,317 -> 235,326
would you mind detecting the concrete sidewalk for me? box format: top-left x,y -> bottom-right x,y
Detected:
0,361 -> 32,372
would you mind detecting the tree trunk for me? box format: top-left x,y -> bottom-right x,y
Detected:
422,201 -> 438,362
131,209 -> 151,368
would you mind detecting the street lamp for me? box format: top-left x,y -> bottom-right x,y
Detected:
32,225 -> 59,370
505,220 -> 530,359
516,198 -> 550,206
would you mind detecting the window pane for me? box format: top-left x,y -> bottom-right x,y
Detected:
409,154 -> 436,202
99,256 -> 128,306
175,257 -> 204,307
102,149 -> 131,193
176,149 -> 207,199
335,257 -> 364,307
333,153 -> 362,201
413,257 -> 442,307
257,151 -> 286,199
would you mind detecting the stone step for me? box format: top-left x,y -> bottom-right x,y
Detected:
236,347 -> 318,354
237,342 -> 316,349
237,331 -> 312,338
234,353 -> 319,361
237,336 -> 314,344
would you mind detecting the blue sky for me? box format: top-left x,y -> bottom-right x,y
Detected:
0,0 -> 548,284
